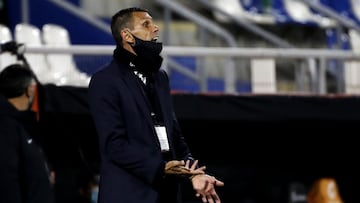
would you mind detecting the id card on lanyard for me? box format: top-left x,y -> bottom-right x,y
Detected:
154,125 -> 170,152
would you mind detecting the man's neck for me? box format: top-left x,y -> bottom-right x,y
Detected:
122,43 -> 136,55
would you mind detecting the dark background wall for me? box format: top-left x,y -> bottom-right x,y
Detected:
38,85 -> 360,203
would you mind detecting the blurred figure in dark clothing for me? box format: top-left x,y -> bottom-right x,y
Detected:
0,64 -> 54,203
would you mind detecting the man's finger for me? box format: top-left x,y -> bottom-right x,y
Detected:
165,160 -> 185,170
185,160 -> 190,168
190,160 -> 198,170
207,195 -> 214,203
214,179 -> 224,186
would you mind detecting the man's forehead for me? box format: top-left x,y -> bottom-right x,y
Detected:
132,11 -> 152,21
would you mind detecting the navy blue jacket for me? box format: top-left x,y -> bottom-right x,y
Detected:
88,49 -> 194,203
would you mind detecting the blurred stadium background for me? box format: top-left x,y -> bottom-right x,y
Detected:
4,0 -> 360,94
1,0 -> 360,203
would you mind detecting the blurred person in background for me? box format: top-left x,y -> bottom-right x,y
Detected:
88,7 -> 224,203
0,63 -> 54,203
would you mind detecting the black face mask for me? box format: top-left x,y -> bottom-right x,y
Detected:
130,34 -> 163,76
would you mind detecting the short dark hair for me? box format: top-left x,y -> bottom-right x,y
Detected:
0,64 -> 35,99
111,7 -> 149,44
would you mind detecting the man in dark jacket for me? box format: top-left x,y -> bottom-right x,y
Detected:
0,64 -> 54,203
88,7 -> 224,203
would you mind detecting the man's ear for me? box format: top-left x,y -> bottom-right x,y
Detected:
121,29 -> 135,45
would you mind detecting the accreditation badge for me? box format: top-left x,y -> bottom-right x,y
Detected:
154,125 -> 170,151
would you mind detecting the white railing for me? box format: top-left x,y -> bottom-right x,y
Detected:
24,45 -> 360,94
25,45 -> 360,58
